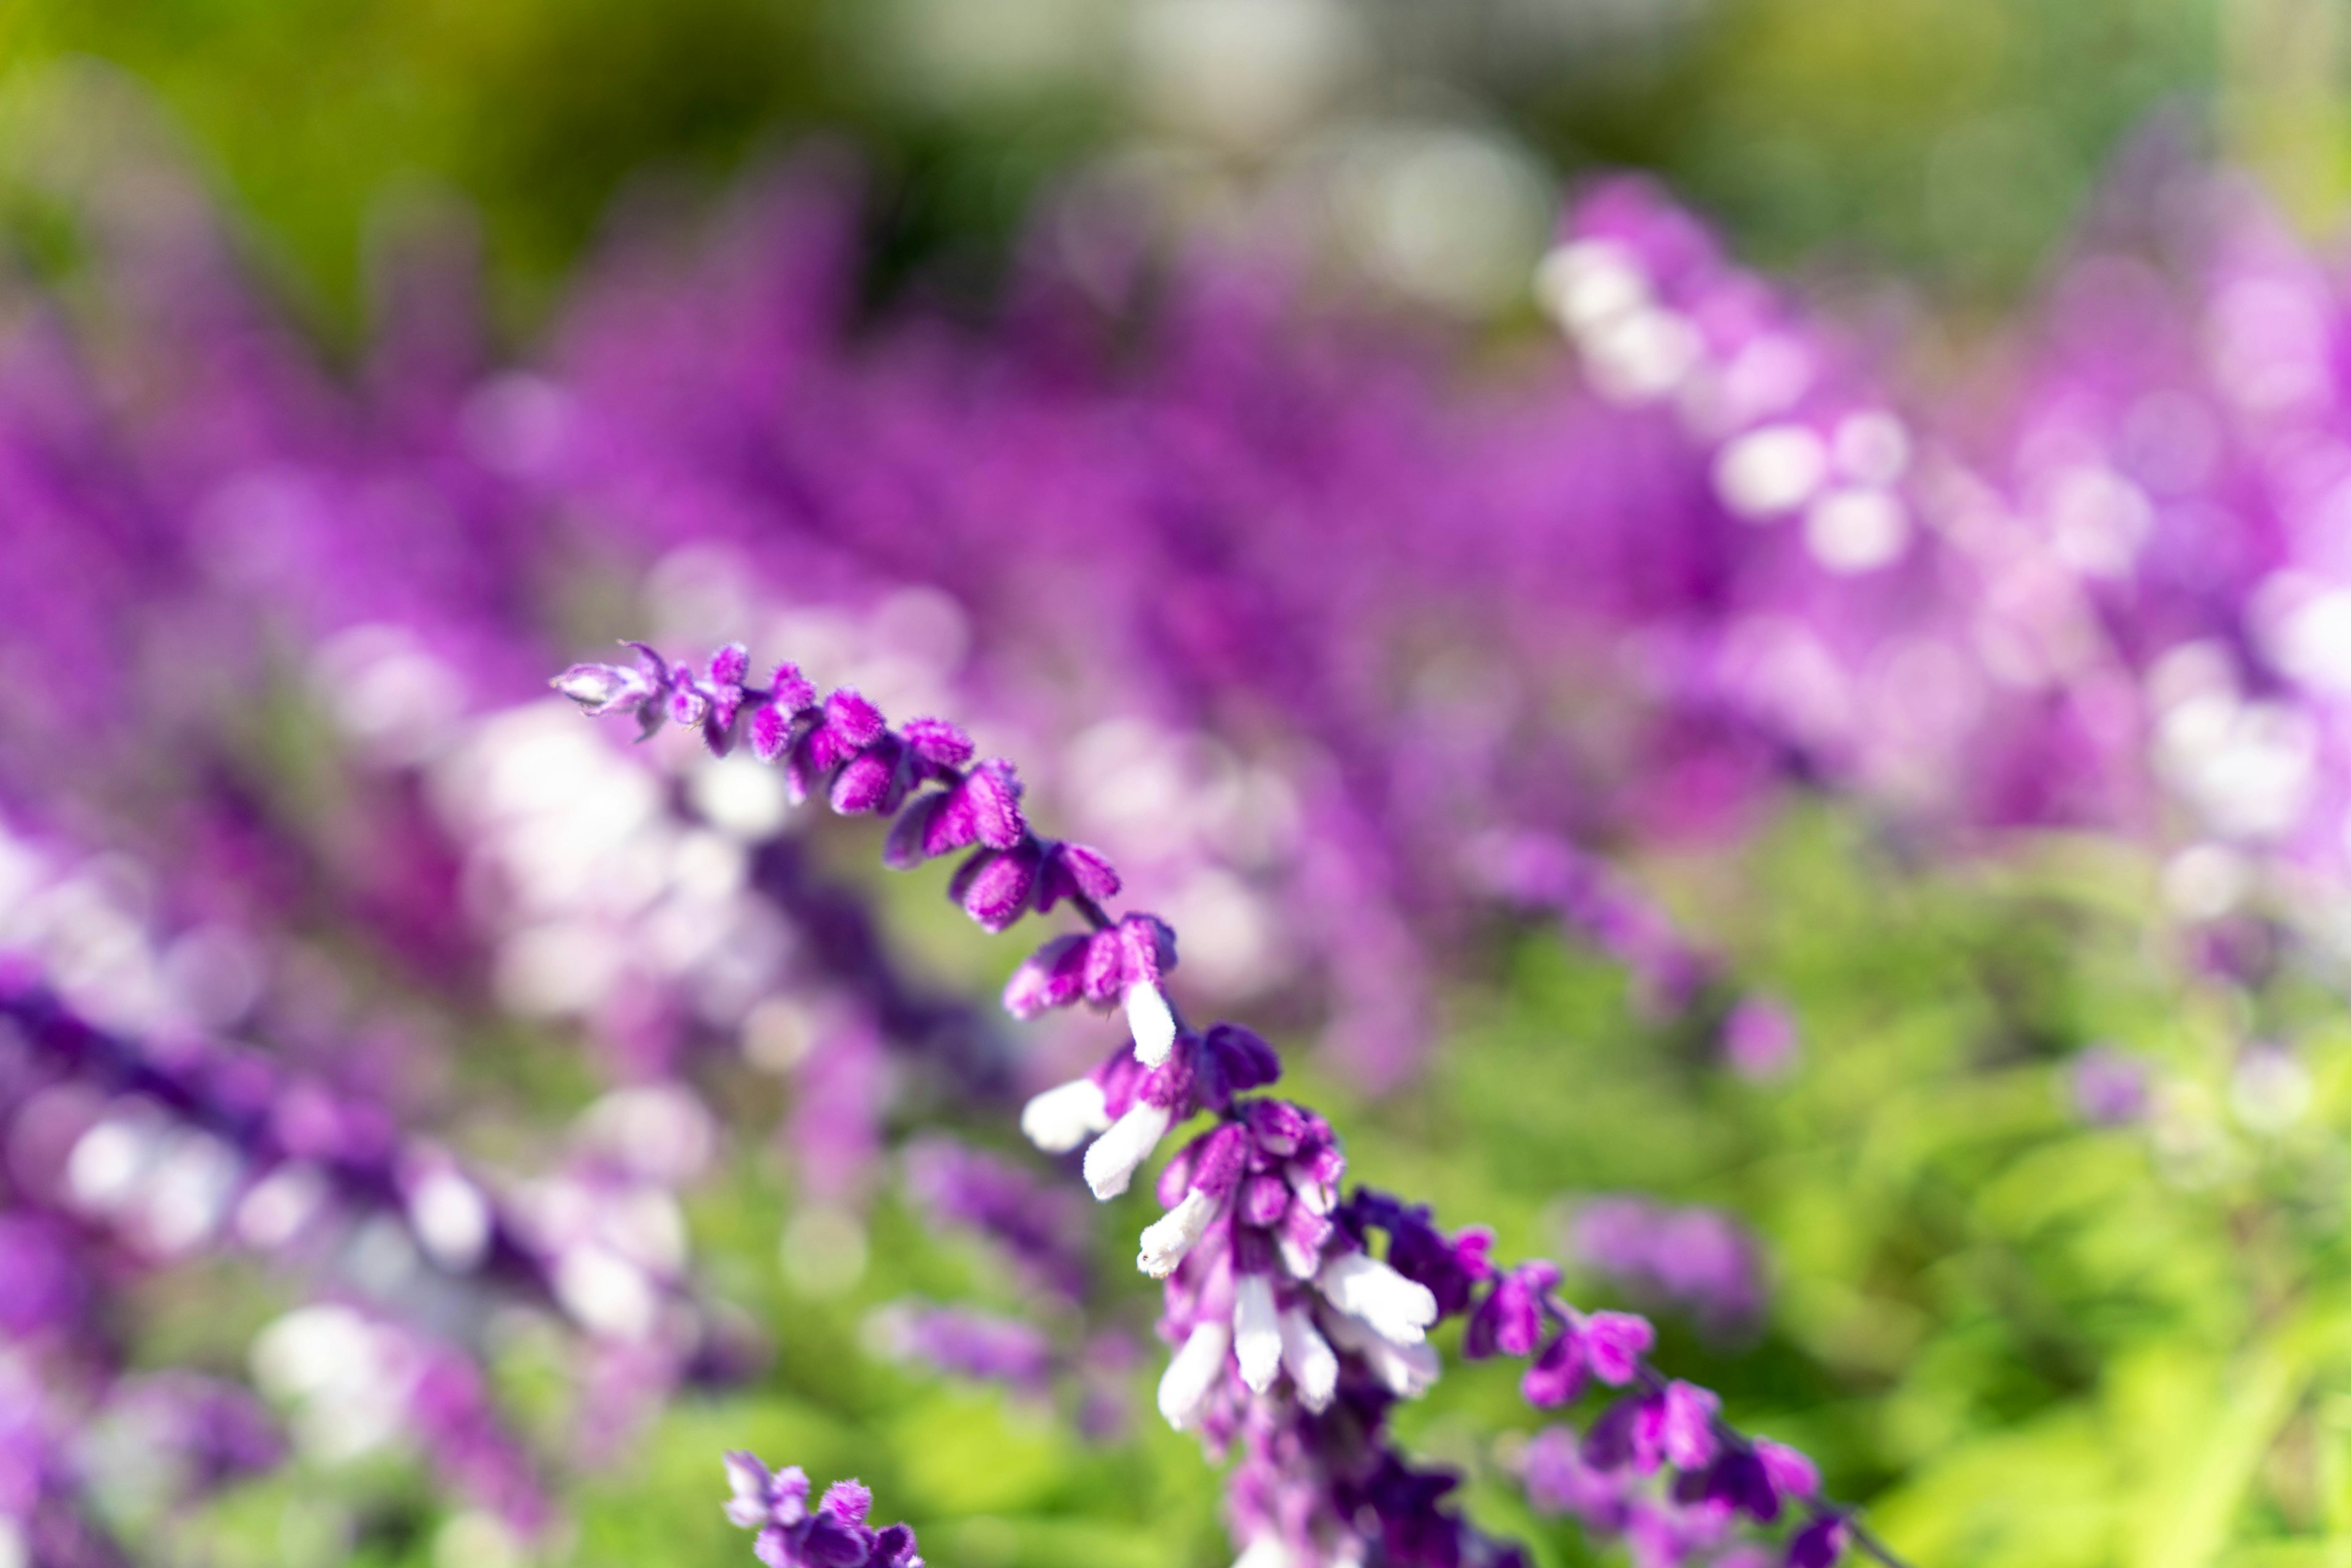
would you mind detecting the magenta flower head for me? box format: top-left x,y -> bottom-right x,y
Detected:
723,1454 -> 922,1568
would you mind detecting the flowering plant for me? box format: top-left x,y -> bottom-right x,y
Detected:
557,644 -> 1905,1568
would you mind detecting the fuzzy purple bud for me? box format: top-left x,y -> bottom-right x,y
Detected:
949,840 -> 1044,932
1465,1261 -> 1561,1359
1523,1324 -> 1590,1408
1788,1515 -> 1847,1568
1657,1381 -> 1721,1469
1583,1311 -> 1655,1385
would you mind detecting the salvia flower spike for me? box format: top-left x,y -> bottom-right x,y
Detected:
572,645 -> 1912,1568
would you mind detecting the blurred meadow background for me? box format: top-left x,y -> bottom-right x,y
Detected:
4,3 -> 2351,1567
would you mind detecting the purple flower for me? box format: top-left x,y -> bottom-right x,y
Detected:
1584,1310 -> 1657,1384
883,758 -> 1028,866
1788,1514 -> 1847,1568
748,664 -> 822,762
1465,1261 -> 1562,1359
723,1455 -> 923,1568
572,642 -> 1893,1568
552,642 -> 673,740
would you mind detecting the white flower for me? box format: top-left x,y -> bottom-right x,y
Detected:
1083,1100 -> 1173,1200
1321,1310 -> 1440,1398
1282,1159 -> 1335,1215
1138,1187 -> 1220,1278
1277,1308 -> 1337,1412
1158,1320 -> 1232,1430
1232,1535 -> 1294,1568
1276,1219 -> 1325,1281
1125,981 -> 1179,1067
551,664 -> 639,709
1315,1250 -> 1438,1346
1020,1078 -> 1109,1155
1234,1275 -> 1282,1394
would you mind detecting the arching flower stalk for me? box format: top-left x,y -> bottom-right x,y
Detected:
564,643 -> 1914,1568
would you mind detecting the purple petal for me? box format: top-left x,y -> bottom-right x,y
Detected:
882,794 -> 945,869
1003,934 -> 1089,1018
722,1450 -> 772,1526
820,1480 -> 872,1525
1787,1517 -> 1847,1568
802,1512 -> 873,1568
1079,928 -> 1126,1004
953,844 -> 1040,933
1035,842 -> 1120,909
669,680 -> 711,729
900,718 -> 973,771
1706,1448 -> 1780,1523
871,1524 -> 920,1568
830,735 -> 908,816
824,689 -> 887,750
768,663 -> 819,714
1756,1439 -> 1818,1502
750,702 -> 796,764
1202,1021 -> 1279,1102
1583,1311 -> 1654,1385
551,661 -> 648,715
1521,1325 -> 1589,1408
919,787 -> 982,860
962,760 -> 1027,849
1239,1173 -> 1290,1226
1658,1380 -> 1720,1470
1581,1395 -> 1653,1472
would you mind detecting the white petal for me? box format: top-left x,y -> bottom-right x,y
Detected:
1158,1320 -> 1232,1430
552,666 -> 629,705
1020,1078 -> 1109,1155
1233,1536 -> 1294,1568
1125,983 -> 1178,1067
1234,1275 -> 1281,1394
1138,1187 -> 1220,1278
1282,1160 -> 1335,1215
1315,1251 -> 1438,1346
1277,1308 -> 1337,1412
1321,1310 -> 1441,1398
1083,1101 -> 1172,1201
1277,1223 -> 1325,1281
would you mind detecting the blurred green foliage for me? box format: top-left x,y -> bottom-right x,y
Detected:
1534,0 -> 2216,298
0,0 -> 2254,339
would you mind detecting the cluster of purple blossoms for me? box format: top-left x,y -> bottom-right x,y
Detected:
560,647 -> 1899,1568
1570,1198 -> 1770,1339
724,1454 -> 923,1568
1521,1424 -> 1843,1568
27,91 -> 2351,1564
